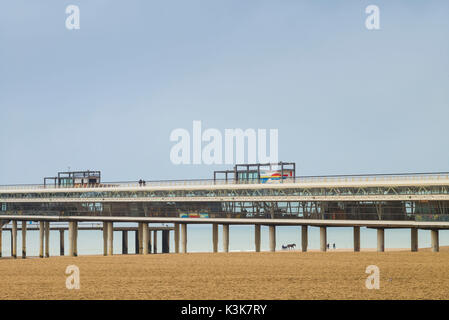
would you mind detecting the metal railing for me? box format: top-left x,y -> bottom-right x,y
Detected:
0,221 -> 103,228
0,172 -> 448,191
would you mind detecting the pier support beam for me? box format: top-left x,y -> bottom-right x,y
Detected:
107,222 -> 113,256
12,220 -> 17,258
68,221 -> 75,257
122,231 -> 128,254
138,223 -> 144,254
142,223 -> 149,255
181,224 -> 187,253
0,225 -> 2,258
269,225 -> 276,252
153,230 -> 158,254
212,224 -> 218,253
411,228 -> 418,252
377,228 -> 385,252
223,224 -> 229,253
73,222 -> 78,257
255,225 -> 261,252
59,230 -> 65,256
68,223 -> 72,256
174,223 -> 180,253
39,221 -> 44,258
162,230 -> 170,253
135,230 -> 139,254
431,229 -> 439,252
353,226 -> 360,252
21,221 -> 27,259
320,226 -> 327,252
103,222 -> 108,256
301,225 -> 308,252
44,221 -> 50,258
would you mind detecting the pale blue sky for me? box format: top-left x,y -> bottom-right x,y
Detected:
1,1 -> 448,184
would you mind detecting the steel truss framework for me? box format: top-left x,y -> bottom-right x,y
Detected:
1,184 -> 449,201
3,201 -> 449,221
1,180 -> 449,221
2,200 -> 449,221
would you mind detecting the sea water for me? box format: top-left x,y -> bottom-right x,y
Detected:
1,223 -> 448,256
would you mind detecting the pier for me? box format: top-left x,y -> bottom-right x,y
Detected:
1,164 -> 449,258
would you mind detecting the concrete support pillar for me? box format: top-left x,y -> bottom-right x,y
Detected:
269,225 -> 276,252
174,223 -> 180,254
162,230 -> 170,253
10,230 -> 12,257
73,222 -> 78,257
0,226 -> 2,258
212,223 -> 218,253
12,220 -> 17,258
107,222 -> 113,256
411,228 -> 418,252
44,221 -> 50,258
301,225 -> 308,252
59,230 -> 65,256
320,226 -> 327,252
142,223 -> 149,254
153,230 -> 158,254
138,223 -> 144,254
68,222 -> 72,256
377,228 -> 385,252
181,224 -> 187,253
254,224 -> 261,252
353,226 -> 360,252
122,230 -> 128,254
68,221 -> 75,257
135,230 -> 139,254
431,229 -> 439,252
103,222 -> 108,256
223,224 -> 229,253
21,221 -> 27,259
39,221 -> 44,258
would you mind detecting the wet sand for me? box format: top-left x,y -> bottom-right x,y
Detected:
0,247 -> 448,300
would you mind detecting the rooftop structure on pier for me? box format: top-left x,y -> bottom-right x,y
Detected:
44,170 -> 101,188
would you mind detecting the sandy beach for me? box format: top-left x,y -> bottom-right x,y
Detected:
0,247 -> 448,300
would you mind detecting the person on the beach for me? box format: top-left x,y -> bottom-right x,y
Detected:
333,243 -> 336,250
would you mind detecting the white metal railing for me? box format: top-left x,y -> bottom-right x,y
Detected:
0,173 -> 448,191
0,221 -> 103,228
